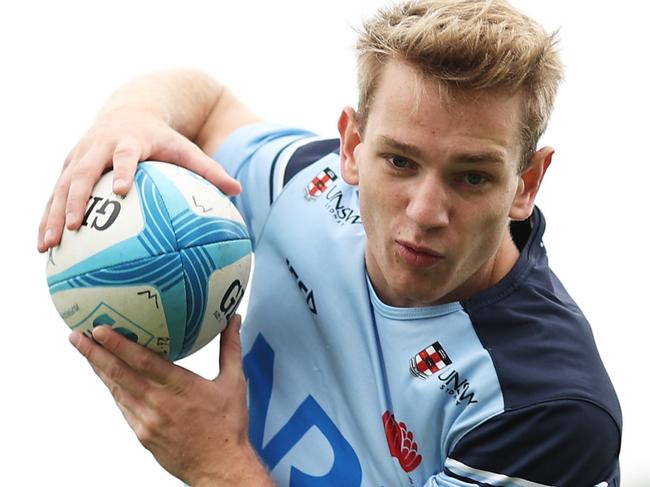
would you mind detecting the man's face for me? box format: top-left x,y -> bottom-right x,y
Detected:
340,60 -> 541,307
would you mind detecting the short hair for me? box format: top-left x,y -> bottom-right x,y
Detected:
356,0 -> 564,170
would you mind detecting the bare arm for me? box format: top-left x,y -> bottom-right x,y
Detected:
38,69 -> 262,252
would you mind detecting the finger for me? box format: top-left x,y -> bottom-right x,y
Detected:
112,135 -> 143,195
199,157 -> 242,196
90,364 -> 153,446
37,194 -> 54,252
158,135 -> 241,196
38,147 -> 82,251
218,314 -> 243,380
42,173 -> 72,249
65,144 -> 113,230
89,361 -> 141,417
90,326 -> 178,385
69,330 -> 150,398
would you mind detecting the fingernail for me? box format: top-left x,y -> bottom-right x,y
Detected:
44,229 -> 54,244
233,314 -> 242,333
69,332 -> 82,349
113,179 -> 125,192
65,212 -> 77,227
92,326 -> 109,343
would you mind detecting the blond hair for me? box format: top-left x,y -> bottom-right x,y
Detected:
356,0 -> 563,169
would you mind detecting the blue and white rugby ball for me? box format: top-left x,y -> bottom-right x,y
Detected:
46,161 -> 251,361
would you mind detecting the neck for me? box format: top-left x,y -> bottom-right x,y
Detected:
444,234 -> 521,304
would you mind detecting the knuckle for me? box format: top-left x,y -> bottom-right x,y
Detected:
69,162 -> 95,180
108,382 -> 122,403
166,378 -> 190,397
143,388 -> 164,411
62,148 -> 79,171
106,363 -> 125,383
113,142 -> 137,158
138,411 -> 164,443
135,352 -> 155,372
135,422 -> 152,445
69,183 -> 92,203
52,179 -> 70,199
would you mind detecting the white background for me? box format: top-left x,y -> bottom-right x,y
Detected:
1,0 -> 648,485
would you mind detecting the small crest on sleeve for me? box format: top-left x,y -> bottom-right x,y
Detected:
305,167 -> 338,201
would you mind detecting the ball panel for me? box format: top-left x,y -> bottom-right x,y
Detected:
187,253 -> 253,356
143,161 -> 247,227
47,170 -> 147,282
173,209 -> 249,249
134,167 -> 178,254
49,253 -> 189,359
47,166 -> 179,286
50,284 -> 173,356
177,240 -> 252,359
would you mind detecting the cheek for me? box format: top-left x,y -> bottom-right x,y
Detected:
358,180 -> 401,249
458,196 -> 511,252
358,186 -> 381,238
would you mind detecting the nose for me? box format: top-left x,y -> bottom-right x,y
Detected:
405,174 -> 450,229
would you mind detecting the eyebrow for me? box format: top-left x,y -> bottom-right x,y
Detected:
375,134 -> 506,165
451,152 -> 506,165
376,135 -> 424,159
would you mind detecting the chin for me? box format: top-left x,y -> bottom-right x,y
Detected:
390,278 -> 447,307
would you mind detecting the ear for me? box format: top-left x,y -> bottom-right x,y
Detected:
509,146 -> 554,221
338,106 -> 362,186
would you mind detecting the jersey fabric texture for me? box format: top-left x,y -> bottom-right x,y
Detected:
214,123 -> 622,487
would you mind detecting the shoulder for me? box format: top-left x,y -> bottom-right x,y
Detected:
462,209 -> 621,422
447,399 -> 621,486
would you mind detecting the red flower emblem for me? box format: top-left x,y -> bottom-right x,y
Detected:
382,411 -> 422,472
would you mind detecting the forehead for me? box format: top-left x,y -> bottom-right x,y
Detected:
365,60 -> 523,158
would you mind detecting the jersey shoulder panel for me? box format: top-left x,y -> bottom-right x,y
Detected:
213,123 -> 339,246
447,399 -> 621,486
462,208 -> 622,425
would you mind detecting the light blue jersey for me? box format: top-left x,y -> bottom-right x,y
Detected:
215,124 -> 621,487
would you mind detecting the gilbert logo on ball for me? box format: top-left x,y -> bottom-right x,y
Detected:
46,161 -> 252,361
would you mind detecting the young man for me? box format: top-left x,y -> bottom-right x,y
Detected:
38,1 -> 621,485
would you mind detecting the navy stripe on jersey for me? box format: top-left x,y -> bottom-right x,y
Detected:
268,139 -> 308,204
448,400 -> 620,486
443,468 -> 499,487
282,138 -> 340,186
443,462 -> 553,487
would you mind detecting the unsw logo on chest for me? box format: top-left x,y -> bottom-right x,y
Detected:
409,341 -> 452,378
410,341 -> 478,406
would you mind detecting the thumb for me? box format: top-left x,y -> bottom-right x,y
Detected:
218,314 -> 243,380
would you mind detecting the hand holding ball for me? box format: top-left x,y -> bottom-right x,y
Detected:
46,162 -> 251,361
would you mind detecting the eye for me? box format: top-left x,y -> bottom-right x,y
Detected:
463,172 -> 488,186
387,155 -> 412,169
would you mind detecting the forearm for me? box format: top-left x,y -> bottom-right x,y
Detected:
38,68 -> 253,252
192,443 -> 276,487
96,69 -> 225,141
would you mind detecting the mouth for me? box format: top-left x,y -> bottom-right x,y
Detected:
395,240 -> 444,268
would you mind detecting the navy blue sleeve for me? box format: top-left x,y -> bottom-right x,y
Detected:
446,399 -> 621,486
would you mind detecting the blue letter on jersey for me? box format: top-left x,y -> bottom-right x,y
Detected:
244,334 -> 362,486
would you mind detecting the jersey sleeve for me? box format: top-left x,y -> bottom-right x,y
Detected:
213,123 -> 339,247
421,399 -> 621,487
